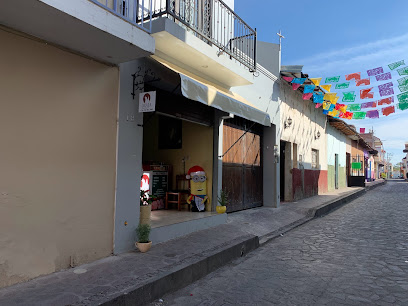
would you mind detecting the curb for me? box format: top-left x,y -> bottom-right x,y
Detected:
101,235 -> 259,306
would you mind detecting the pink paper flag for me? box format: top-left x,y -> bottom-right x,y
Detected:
345,72 -> 361,81
356,78 -> 371,86
282,76 -> 294,82
315,103 -> 322,108
360,128 -> 366,133
292,83 -> 302,90
302,93 -> 313,100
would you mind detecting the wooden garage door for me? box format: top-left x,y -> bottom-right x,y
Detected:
222,118 -> 262,212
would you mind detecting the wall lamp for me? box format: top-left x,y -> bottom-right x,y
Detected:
284,117 -> 293,128
315,131 -> 321,139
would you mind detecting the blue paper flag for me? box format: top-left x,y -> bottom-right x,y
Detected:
303,84 -> 315,94
292,78 -> 307,84
313,92 -> 324,103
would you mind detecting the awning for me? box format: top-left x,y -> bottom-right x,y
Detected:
151,56 -> 271,127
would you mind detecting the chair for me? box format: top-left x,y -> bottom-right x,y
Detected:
165,175 -> 190,211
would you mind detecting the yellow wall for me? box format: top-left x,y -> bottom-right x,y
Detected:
0,29 -> 118,287
143,115 -> 213,210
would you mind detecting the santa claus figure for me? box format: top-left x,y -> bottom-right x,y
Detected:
186,165 -> 208,212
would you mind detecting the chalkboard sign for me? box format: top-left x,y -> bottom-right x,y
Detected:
151,171 -> 168,197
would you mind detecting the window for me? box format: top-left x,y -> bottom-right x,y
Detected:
312,149 -> 319,169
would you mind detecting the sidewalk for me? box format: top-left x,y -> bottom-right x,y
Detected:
0,180 -> 386,306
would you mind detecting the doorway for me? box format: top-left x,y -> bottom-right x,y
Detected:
280,140 -> 286,201
335,154 -> 339,189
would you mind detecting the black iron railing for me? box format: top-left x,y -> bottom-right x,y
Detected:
138,0 -> 257,71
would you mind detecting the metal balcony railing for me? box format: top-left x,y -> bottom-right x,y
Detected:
91,0 -> 153,33
139,0 -> 257,71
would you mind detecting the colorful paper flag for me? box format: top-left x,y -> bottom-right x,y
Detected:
376,72 -> 392,81
282,76 -> 294,82
360,88 -> 374,99
324,93 -> 338,104
353,112 -> 367,119
367,67 -> 384,76
347,104 -> 362,111
325,76 -> 341,83
292,78 -> 307,84
303,84 -> 316,94
397,91 -> 408,103
339,111 -> 353,120
320,84 -> 332,92
388,60 -> 405,70
342,91 -> 356,102
345,72 -> 361,81
397,66 -> 408,76
310,78 -> 322,86
382,105 -> 395,116
303,93 -> 313,100
328,109 -> 340,118
356,78 -> 371,86
361,101 -> 377,109
315,103 -> 322,108
378,82 -> 393,90
323,101 -> 331,110
398,102 -> 408,111
399,84 -> 408,92
335,104 -> 347,113
379,87 -> 394,97
313,92 -> 324,103
323,109 -> 329,115
377,97 -> 394,105
366,110 -> 379,119
292,83 -> 302,90
397,76 -> 408,86
336,82 -> 350,89
360,128 -> 365,133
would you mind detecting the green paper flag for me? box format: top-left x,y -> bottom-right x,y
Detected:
389,60 -> 405,70
397,66 -> 408,76
399,84 -> 408,92
352,112 -> 366,119
325,76 -> 341,83
347,104 -> 361,111
342,91 -> 356,102
397,76 -> 408,86
398,102 -> 408,111
352,162 -> 362,169
397,91 -> 408,103
336,82 -> 350,89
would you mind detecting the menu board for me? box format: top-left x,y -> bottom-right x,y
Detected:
151,171 -> 168,197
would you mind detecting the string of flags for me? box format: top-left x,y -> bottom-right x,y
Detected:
282,59 -> 408,120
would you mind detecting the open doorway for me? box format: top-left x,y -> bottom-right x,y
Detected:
280,140 -> 286,201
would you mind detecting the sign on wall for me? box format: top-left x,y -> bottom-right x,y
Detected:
139,91 -> 156,113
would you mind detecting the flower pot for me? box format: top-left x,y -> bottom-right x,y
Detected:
135,241 -> 152,253
216,205 -> 226,214
140,204 -> 151,225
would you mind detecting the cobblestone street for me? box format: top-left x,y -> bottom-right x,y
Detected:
155,180 -> 408,306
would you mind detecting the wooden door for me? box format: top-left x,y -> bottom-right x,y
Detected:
222,118 -> 262,212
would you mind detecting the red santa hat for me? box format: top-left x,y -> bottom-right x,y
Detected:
186,165 -> 205,179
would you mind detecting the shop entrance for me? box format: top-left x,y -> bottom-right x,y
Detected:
141,87 -> 216,226
222,117 -> 263,213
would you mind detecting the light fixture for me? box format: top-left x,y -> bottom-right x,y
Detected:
315,131 -> 321,139
284,117 -> 293,128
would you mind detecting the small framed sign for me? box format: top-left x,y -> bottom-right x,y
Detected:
139,91 -> 156,113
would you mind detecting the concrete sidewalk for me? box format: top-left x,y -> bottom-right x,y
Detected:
0,179 -> 386,306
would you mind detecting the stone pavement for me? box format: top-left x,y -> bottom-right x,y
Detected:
0,180 -> 385,306
157,179 -> 406,306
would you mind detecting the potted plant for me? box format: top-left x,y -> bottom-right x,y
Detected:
135,224 -> 152,253
216,189 -> 228,214
140,190 -> 153,225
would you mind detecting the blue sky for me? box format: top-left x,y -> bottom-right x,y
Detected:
235,0 -> 408,164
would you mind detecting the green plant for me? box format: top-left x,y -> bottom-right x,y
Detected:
217,189 -> 229,206
136,224 -> 151,243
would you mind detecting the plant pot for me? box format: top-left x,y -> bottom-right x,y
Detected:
140,204 -> 151,225
216,205 -> 226,214
135,241 -> 152,253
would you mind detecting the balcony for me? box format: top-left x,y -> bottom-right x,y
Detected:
0,0 -> 154,64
